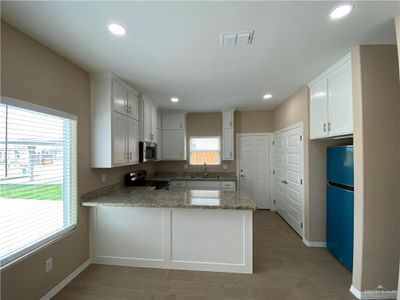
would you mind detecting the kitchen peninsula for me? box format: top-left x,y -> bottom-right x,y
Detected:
83,188 -> 256,274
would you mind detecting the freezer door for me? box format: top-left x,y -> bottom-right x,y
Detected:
327,184 -> 354,271
327,145 -> 354,186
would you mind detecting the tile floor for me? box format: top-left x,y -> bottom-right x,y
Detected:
55,210 -> 357,300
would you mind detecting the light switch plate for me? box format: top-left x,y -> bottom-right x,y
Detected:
183,164 -> 188,169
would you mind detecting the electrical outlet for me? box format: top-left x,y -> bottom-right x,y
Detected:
101,174 -> 106,183
183,164 -> 188,170
45,257 -> 53,272
222,164 -> 228,170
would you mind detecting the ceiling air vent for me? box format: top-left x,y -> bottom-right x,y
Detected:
221,31 -> 254,47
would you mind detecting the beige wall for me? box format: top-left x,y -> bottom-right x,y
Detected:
155,111 -> 273,173
272,85 -> 351,244
352,45 -> 400,292
235,111 -> 273,133
0,21 -> 154,299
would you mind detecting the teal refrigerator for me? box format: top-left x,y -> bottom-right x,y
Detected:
327,145 -> 354,271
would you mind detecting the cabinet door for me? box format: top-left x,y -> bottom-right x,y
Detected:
162,130 -> 185,160
112,79 -> 127,115
223,110 -> 234,129
309,79 -> 329,139
143,100 -> 152,141
128,118 -> 139,163
157,129 -> 162,160
327,60 -> 353,137
127,89 -> 139,120
223,128 -> 234,160
157,109 -> 162,129
112,111 -> 128,165
151,105 -> 157,140
162,113 -> 184,130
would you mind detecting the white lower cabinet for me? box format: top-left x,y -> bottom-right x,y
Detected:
169,180 -> 236,191
90,207 -> 252,273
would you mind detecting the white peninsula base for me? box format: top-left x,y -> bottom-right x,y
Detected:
90,207 -> 253,273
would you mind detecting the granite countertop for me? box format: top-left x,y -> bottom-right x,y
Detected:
147,172 -> 236,182
81,187 -> 256,210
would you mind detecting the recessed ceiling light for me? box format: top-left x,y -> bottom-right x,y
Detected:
330,3 -> 354,19
171,97 -> 179,103
108,23 -> 126,36
263,94 -> 272,100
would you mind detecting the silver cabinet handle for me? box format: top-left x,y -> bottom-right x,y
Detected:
328,122 -> 331,132
323,123 -> 327,132
281,180 -> 288,184
229,121 -> 232,127
230,151 -> 232,157
240,175 -> 246,178
127,106 -> 132,114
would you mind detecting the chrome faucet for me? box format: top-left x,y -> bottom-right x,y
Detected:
202,163 -> 208,178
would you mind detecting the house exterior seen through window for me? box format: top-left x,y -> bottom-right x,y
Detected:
189,137 -> 221,165
0,98 -> 77,266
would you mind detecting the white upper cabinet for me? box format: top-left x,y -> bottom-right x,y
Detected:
327,60 -> 353,137
90,73 -> 140,168
162,130 -> 185,160
222,109 -> 235,160
162,113 -> 185,130
309,53 -> 353,139
309,79 -> 329,139
161,112 -> 186,160
112,79 -> 128,115
127,89 -> 139,120
223,110 -> 234,129
140,95 -> 158,142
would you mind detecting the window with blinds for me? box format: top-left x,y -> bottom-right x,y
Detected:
0,98 -> 77,266
189,137 -> 221,165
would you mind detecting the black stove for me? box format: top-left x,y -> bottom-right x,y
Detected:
125,170 -> 169,190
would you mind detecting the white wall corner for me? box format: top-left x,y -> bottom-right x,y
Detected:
40,259 -> 91,300
350,284 -> 397,299
302,238 -> 326,247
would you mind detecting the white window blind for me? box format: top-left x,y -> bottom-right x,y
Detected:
190,137 -> 221,165
0,98 -> 77,266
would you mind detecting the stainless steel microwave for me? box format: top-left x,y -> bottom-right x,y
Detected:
139,141 -> 157,162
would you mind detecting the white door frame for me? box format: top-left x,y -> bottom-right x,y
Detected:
271,122 -> 305,238
236,133 -> 273,209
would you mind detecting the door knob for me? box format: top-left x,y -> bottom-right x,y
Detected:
240,175 -> 246,178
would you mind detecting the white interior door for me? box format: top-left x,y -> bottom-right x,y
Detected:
237,135 -> 271,209
273,133 -> 287,217
272,125 -> 304,237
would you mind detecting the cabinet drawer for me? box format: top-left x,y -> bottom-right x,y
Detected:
221,181 -> 235,188
187,181 -> 220,190
221,181 -> 236,191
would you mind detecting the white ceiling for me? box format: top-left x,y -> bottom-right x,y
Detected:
1,1 -> 399,112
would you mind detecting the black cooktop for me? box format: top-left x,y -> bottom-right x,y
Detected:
125,170 -> 169,190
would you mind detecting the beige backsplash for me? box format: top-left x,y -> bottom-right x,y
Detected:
154,160 -> 236,173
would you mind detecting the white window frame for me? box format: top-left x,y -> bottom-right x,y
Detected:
0,97 -> 78,268
189,136 -> 221,166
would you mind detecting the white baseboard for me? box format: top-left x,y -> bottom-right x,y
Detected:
350,285 -> 397,299
40,259 -> 91,300
302,238 -> 326,247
